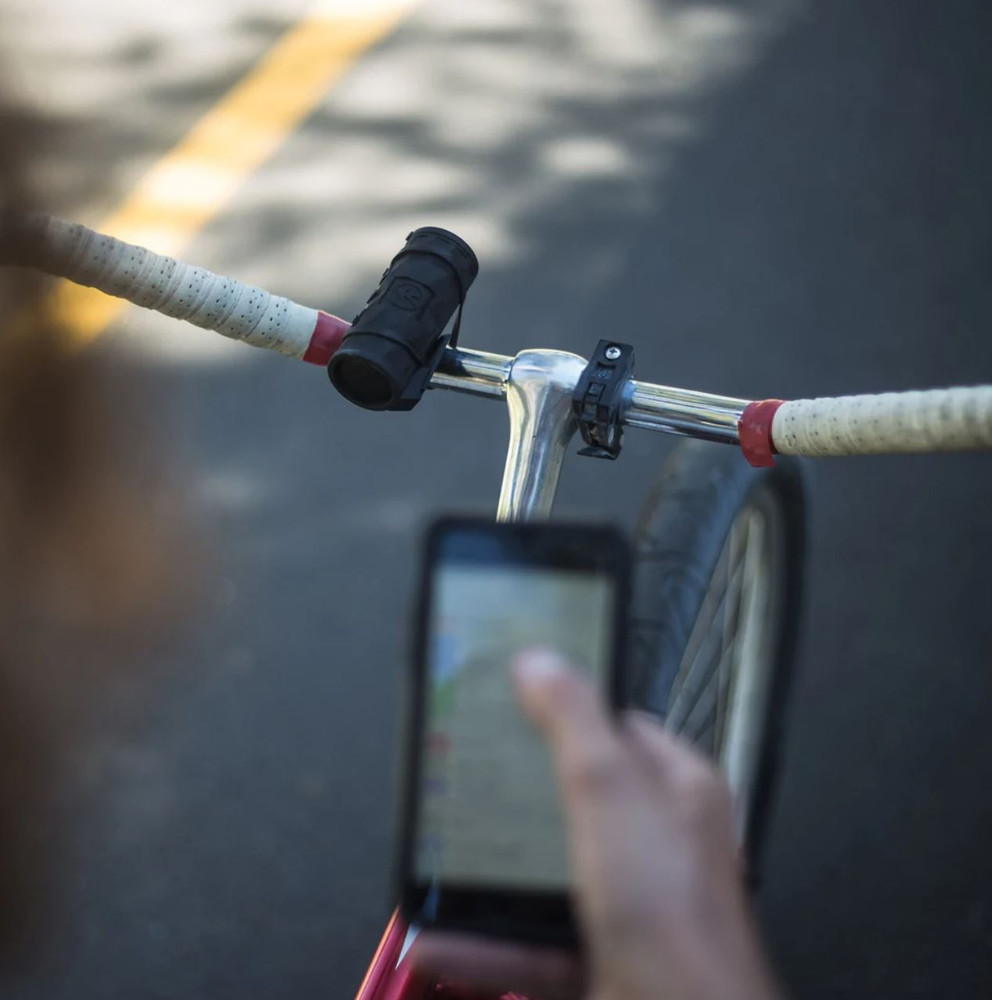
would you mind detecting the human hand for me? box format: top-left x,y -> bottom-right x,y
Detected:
412,649 -> 782,1000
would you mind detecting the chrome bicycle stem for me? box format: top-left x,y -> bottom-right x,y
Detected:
431,345 -> 750,523
497,350 -> 587,522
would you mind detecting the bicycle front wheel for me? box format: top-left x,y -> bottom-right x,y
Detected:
628,438 -> 806,866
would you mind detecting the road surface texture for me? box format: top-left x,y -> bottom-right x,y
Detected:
2,0 -> 990,997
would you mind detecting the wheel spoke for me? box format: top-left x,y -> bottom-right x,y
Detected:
719,506 -> 778,841
687,702 -> 718,754
666,518 -> 749,734
714,511 -> 753,751
668,542 -> 732,703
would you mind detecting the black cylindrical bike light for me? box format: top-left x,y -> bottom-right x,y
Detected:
327,227 -> 478,410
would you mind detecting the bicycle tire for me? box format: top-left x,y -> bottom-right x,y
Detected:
628,438 -> 806,872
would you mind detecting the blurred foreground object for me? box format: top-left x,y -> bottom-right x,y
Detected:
0,78 -> 193,966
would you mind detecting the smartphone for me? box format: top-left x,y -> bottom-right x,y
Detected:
397,516 -> 630,947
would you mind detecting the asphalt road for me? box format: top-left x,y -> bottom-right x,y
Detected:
3,1 -> 992,997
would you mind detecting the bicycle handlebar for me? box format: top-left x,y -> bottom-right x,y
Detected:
772,388 -> 992,456
7,213 -> 350,364
8,213 -> 992,464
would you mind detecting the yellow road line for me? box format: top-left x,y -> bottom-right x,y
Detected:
55,0 -> 417,346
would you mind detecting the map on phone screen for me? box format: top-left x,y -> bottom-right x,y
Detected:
417,565 -> 614,890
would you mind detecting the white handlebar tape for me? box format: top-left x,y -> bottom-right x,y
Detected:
8,213 -> 348,364
772,387 -> 992,457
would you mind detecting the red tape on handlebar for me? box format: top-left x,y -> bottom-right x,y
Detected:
738,399 -> 785,467
302,311 -> 350,365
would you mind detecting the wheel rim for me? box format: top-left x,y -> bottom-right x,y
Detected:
663,486 -> 784,839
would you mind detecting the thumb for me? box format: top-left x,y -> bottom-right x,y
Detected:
512,648 -> 620,768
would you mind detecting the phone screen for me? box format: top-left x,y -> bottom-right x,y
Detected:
414,544 -> 616,894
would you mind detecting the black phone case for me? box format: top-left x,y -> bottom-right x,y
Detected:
395,516 -> 630,947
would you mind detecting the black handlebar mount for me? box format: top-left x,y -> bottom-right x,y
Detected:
327,227 -> 478,411
572,339 -> 636,460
